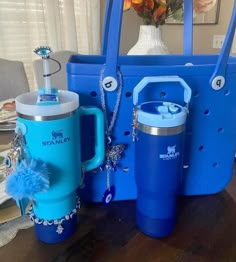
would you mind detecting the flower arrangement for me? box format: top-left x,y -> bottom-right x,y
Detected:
124,0 -> 218,27
123,0 -> 184,27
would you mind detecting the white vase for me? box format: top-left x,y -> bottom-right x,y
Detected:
127,25 -> 169,55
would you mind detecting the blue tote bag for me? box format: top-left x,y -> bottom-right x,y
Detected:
67,0 -> 236,202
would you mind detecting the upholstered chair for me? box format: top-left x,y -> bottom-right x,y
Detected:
0,58 -> 30,101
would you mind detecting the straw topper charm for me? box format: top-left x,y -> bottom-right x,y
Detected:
34,46 -> 52,58
34,46 -> 61,104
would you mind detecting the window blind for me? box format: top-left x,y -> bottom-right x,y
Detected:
0,0 -> 100,90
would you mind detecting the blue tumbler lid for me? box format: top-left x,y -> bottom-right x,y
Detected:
137,101 -> 188,128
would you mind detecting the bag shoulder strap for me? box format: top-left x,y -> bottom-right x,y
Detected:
184,0 -> 193,55
101,0 -> 113,55
210,1 -> 236,90
101,0 -> 123,91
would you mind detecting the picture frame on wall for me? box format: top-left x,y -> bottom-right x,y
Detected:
166,0 -> 221,25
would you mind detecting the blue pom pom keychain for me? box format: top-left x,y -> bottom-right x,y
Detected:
5,128 -> 50,215
6,159 -> 49,200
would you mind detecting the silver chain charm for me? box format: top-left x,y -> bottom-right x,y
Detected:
132,107 -> 138,142
99,69 -> 125,203
99,69 -> 123,134
5,129 -> 27,176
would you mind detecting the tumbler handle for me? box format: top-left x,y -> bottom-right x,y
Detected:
79,106 -> 105,171
133,76 -> 192,106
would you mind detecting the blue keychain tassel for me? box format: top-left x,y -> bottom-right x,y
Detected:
5,128 -> 50,215
5,158 -> 49,200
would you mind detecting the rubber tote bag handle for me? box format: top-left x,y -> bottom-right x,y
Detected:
100,0 -> 123,91
210,2 -> 236,89
101,0 -> 236,90
183,0 -> 193,55
183,0 -> 236,90
101,0 -> 113,56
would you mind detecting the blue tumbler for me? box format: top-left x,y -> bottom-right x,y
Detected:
15,90 -> 104,243
133,76 -> 191,237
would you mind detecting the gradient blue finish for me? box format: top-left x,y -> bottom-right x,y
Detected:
135,130 -> 185,237
67,0 -> 236,202
134,77 -> 189,237
17,106 -> 104,242
18,111 -> 81,220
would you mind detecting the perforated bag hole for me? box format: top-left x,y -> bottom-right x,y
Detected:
199,145 -> 204,151
90,91 -> 97,97
125,91 -> 132,98
160,91 -> 166,97
224,90 -> 230,96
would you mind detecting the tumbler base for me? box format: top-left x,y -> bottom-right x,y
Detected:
34,214 -> 77,244
136,209 -> 175,238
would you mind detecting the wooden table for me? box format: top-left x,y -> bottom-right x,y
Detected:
0,131 -> 236,261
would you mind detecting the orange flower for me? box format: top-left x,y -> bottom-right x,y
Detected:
123,0 -> 132,11
153,5 -> 167,23
124,0 -> 183,27
123,0 -> 143,11
133,0 -> 155,13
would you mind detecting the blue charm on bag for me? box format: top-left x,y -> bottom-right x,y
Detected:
80,139 -> 124,205
102,185 -> 115,204
98,68 -> 125,204
100,137 -> 125,204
